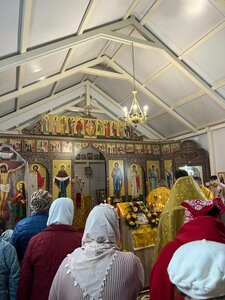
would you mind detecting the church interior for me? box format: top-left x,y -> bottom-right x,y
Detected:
1,1 -> 225,299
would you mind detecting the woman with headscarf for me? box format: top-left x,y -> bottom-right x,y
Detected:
49,204 -> 144,300
149,198 -> 225,300
16,197 -> 83,300
11,189 -> 52,264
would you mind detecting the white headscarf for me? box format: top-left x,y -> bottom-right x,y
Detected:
168,240 -> 225,299
66,204 -> 120,300
46,197 -> 74,226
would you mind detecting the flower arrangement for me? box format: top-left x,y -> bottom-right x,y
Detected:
146,211 -> 160,228
125,201 -> 161,229
126,212 -> 139,228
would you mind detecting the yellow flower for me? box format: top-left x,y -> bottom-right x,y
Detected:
133,207 -> 138,212
151,219 -> 156,223
132,214 -> 136,218
147,213 -> 152,217
135,220 -> 139,224
129,221 -> 134,226
126,214 -> 131,219
156,218 -> 159,221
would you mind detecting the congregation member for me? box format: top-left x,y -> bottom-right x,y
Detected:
174,169 -> 188,181
150,199 -> 225,300
17,197 -> 83,300
168,240 -> 225,300
1,228 -> 13,242
0,230 -> 20,300
153,173 -> 207,261
193,176 -> 214,199
49,204 -> 144,300
207,175 -> 225,202
11,189 -> 52,264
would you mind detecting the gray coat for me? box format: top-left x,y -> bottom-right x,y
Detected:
0,238 -> 20,300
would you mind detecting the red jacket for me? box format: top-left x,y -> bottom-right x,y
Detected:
149,216 -> 225,300
17,224 -> 83,300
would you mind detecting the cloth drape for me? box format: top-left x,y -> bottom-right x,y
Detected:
153,176 -> 207,261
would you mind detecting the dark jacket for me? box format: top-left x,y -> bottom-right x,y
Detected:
11,211 -> 49,263
17,224 -> 83,300
0,238 -> 20,300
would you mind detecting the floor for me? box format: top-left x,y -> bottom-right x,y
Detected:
138,290 -> 150,300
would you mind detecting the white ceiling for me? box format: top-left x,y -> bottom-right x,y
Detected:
1,0 -> 225,141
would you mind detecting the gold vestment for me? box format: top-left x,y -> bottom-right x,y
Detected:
153,176 -> 207,262
201,186 -> 214,200
146,187 -> 170,209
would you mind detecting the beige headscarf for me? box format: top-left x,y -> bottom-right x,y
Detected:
153,176 -> 207,261
66,204 -> 120,300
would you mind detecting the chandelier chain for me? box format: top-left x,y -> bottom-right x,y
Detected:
123,42 -> 148,127
132,42 -> 135,91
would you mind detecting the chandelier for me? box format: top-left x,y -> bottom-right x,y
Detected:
123,43 -> 148,127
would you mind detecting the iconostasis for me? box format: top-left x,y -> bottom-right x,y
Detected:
0,131 -> 210,207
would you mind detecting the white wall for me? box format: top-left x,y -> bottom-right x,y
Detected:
182,126 -> 225,178
183,133 -> 208,151
212,127 -> 225,174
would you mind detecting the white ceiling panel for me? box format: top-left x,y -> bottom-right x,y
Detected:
104,26 -> 134,58
175,94 -> 225,127
1,99 -> 16,117
104,41 -> 122,59
0,68 -> 17,96
1,2 -> 225,140
184,28 -> 225,84
83,0 -> 133,31
28,0 -> 89,47
96,77 -> 132,102
115,44 -> 169,84
147,65 -> 200,106
23,49 -> 68,86
216,85 -> 225,98
133,0 -> 157,20
19,84 -> 54,109
211,0 -> 225,15
183,56 -> 215,84
145,0 -> 225,55
148,113 -> 190,137
66,39 -> 107,70
55,73 -> 84,93
0,0 -> 19,57
86,75 -> 97,83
